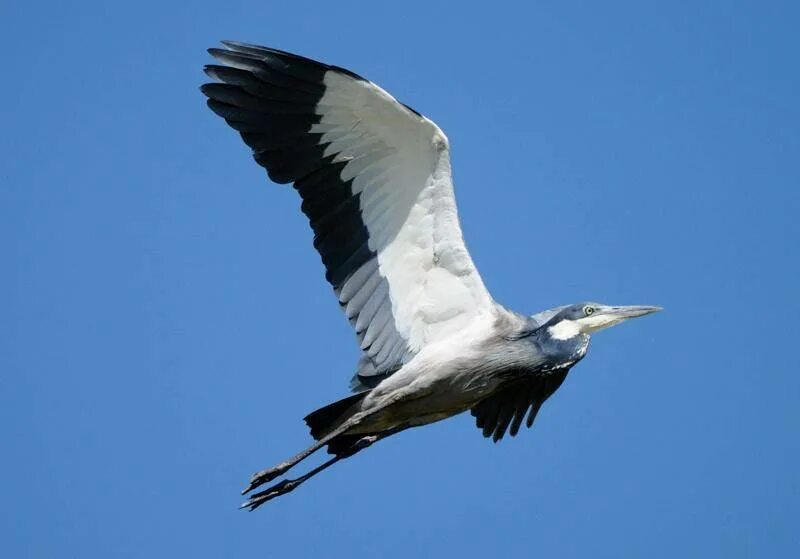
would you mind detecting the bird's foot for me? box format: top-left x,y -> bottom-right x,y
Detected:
355,435 -> 379,449
239,479 -> 300,511
341,435 -> 379,456
241,462 -> 290,495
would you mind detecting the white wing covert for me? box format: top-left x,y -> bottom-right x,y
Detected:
202,42 -> 494,388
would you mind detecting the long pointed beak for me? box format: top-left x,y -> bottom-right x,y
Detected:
605,305 -> 663,320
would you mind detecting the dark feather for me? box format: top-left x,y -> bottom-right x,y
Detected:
208,48 -> 325,95
479,398 -> 502,438
471,369 -> 571,441
205,100 -> 318,132
526,402 -> 544,428
492,405 -> 515,442
509,385 -> 536,437
202,40 -> 409,379
205,64 -> 319,104
202,83 -> 314,115
220,40 -> 342,84
304,392 -> 368,440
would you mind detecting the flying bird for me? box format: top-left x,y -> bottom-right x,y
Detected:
200,41 -> 661,510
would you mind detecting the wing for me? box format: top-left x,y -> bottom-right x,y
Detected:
471,369 -> 570,442
201,42 -> 494,386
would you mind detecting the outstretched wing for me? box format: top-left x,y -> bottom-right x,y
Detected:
471,370 -> 570,442
201,42 -> 494,386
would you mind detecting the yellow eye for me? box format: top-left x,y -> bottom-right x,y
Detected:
584,306 -> 595,316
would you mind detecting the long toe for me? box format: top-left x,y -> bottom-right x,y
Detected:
240,479 -> 298,511
242,464 -> 288,495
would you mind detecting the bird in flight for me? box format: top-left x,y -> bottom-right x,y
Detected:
201,41 -> 661,510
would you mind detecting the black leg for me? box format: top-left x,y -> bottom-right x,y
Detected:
241,453 -> 344,511
240,430 -> 404,510
241,412 -> 369,495
242,396 -> 412,495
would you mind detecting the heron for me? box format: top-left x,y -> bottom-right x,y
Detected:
200,41 -> 661,510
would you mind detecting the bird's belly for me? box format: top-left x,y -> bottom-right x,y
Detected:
351,366 -> 504,434
352,329 -> 540,435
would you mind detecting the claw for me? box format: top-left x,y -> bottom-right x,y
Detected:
240,479 -> 299,511
241,463 -> 289,494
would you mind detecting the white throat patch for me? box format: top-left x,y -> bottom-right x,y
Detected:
548,319 -> 581,340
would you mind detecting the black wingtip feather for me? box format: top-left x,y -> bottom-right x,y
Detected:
221,39 -> 270,53
222,41 -> 324,66
209,46 -> 262,62
203,65 -> 219,80
202,42 -> 394,357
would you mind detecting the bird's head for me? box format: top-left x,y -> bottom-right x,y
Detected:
546,302 -> 662,340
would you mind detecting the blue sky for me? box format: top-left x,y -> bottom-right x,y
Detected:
3,1 -> 798,556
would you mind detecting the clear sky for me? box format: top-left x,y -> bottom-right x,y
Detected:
3,1 -> 798,557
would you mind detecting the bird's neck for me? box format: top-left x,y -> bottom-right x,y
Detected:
539,319 -> 590,362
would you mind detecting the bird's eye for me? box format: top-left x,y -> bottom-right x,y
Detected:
584,306 -> 595,316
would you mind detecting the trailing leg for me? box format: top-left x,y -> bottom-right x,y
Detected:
241,433 -> 391,510
242,393 -> 408,495
241,417 -> 360,494
241,453 -> 344,511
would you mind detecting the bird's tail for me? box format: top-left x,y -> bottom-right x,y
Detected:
303,391 -> 370,453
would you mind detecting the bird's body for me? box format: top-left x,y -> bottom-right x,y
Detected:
201,41 -> 660,509
344,309 -> 585,436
